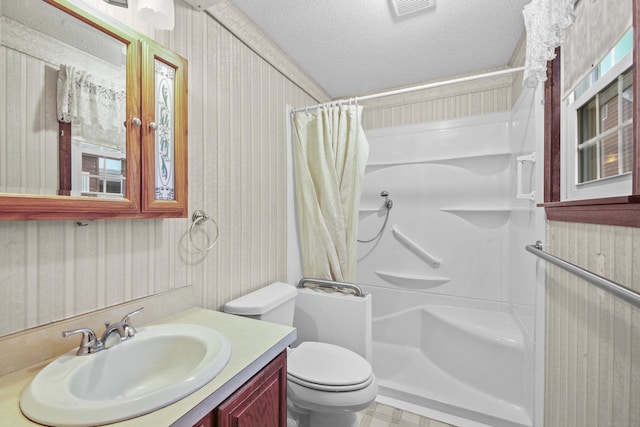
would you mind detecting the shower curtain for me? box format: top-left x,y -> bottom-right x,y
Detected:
291,104 -> 369,282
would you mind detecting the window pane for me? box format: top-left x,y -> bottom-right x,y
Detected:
578,98 -> 597,143
622,124 -> 633,174
104,158 -> 122,175
614,28 -> 633,61
106,180 -> 122,194
622,68 -> 633,122
600,133 -> 619,178
600,52 -> 613,76
599,80 -> 618,133
579,144 -> 598,183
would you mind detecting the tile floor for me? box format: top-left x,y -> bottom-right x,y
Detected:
358,402 -> 457,427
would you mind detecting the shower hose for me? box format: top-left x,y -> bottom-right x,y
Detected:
358,191 -> 393,243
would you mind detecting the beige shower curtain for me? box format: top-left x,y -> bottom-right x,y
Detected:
291,104 -> 369,282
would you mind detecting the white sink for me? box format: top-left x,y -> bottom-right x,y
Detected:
20,323 -> 232,427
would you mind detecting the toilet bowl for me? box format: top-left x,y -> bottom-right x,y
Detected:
223,282 -> 377,427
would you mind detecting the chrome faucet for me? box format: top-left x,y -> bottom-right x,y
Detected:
62,307 -> 144,356
62,327 -> 104,356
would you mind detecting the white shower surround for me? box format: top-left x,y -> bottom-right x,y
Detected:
357,89 -> 542,426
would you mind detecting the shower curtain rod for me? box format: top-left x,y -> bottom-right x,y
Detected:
290,66 -> 525,114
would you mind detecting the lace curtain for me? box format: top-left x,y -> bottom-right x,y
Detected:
56,64 -> 126,134
522,0 -> 577,88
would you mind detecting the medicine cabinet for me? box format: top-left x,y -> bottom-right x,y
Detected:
0,0 -> 188,219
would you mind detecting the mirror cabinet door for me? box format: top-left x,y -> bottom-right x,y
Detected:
0,0 -> 187,219
141,42 -> 188,216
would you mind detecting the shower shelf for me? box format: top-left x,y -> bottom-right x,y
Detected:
365,153 -> 511,175
440,208 -> 511,228
375,271 -> 451,288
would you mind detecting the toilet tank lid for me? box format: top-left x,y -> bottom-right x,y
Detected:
223,282 -> 297,316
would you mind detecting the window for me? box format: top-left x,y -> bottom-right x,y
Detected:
543,11 -> 640,227
71,140 -> 126,199
563,55 -> 633,201
81,154 -> 126,198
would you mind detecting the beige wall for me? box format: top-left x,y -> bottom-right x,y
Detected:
545,221 -> 640,427
0,0 -> 320,337
360,70 -> 515,130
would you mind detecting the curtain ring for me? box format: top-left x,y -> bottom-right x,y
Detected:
189,210 -> 219,252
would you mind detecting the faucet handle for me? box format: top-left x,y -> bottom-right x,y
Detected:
62,328 -> 102,356
120,307 -> 144,337
120,307 -> 144,323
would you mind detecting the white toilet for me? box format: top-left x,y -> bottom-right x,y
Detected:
223,281 -> 377,427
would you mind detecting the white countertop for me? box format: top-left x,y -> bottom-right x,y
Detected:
0,308 -> 296,427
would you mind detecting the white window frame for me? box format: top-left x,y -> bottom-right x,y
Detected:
562,52 -> 633,201
71,141 -> 126,199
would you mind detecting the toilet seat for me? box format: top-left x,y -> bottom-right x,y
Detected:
288,341 -> 374,392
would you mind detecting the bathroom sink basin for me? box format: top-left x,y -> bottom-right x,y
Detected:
20,323 -> 232,427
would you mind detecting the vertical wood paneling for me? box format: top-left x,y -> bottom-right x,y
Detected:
0,0 -> 316,337
0,48 -> 58,195
546,221 -> 640,427
361,85 -> 514,131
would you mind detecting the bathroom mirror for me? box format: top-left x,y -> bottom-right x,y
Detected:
1,0 -> 128,199
0,0 -> 150,219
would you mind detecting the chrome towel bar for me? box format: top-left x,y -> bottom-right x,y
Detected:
526,241 -> 640,309
297,277 -> 365,297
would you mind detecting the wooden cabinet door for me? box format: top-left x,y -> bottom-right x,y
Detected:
193,412 -> 213,427
214,351 -> 287,427
140,41 -> 188,217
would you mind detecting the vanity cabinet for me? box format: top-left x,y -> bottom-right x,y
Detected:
215,350 -> 287,427
191,350 -> 288,427
0,0 -> 187,220
193,413 -> 213,427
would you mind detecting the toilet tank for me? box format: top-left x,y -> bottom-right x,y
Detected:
294,288 -> 372,362
223,282 -> 297,326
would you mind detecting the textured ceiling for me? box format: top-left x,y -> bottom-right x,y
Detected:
226,0 -> 530,99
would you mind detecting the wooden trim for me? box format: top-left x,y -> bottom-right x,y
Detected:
58,122 -> 72,196
545,202 -> 640,227
544,49 -> 561,203
140,42 -> 188,217
633,0 -> 640,195
540,195 -> 636,207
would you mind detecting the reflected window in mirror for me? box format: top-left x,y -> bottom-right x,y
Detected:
73,142 -> 126,198
0,0 -> 127,199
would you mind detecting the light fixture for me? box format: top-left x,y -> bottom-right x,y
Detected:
102,0 -> 128,8
138,0 -> 175,31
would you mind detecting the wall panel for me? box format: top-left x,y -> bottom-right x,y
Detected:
0,0 -> 317,337
546,221 -> 640,427
360,71 -> 516,131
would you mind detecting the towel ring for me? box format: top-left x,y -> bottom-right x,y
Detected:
189,210 -> 219,252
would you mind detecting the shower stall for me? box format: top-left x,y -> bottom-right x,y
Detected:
356,88 -> 544,427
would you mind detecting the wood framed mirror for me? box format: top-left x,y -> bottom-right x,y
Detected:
0,0 -> 187,220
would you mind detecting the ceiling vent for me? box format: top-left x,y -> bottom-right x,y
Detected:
390,0 -> 436,17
